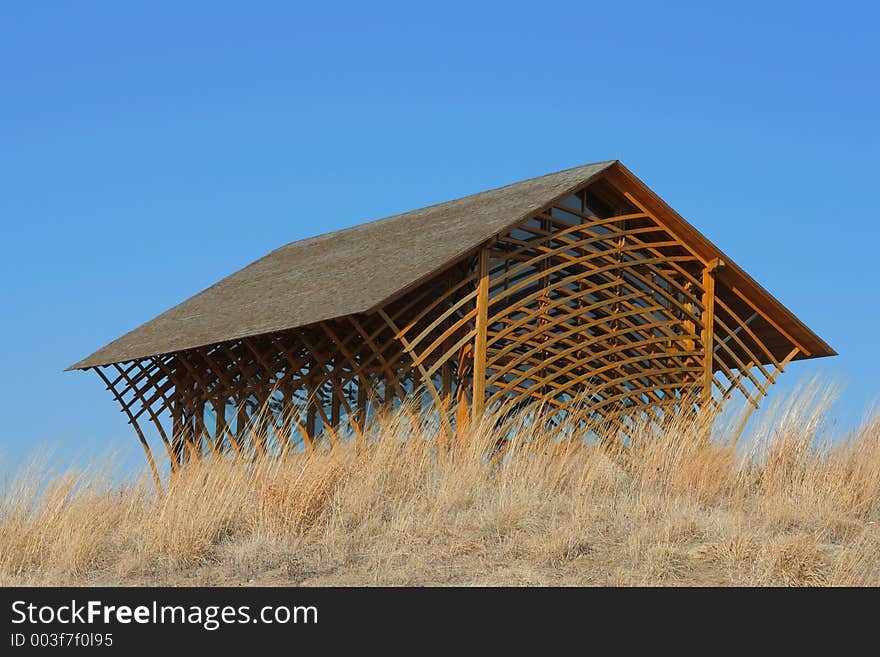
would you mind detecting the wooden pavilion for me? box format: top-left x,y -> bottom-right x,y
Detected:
70,160 -> 834,482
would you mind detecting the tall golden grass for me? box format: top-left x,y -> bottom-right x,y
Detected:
1,378 -> 878,586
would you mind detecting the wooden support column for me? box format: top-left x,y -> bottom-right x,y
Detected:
171,399 -> 185,467
181,407 -> 196,464
441,361 -> 452,401
357,375 -> 367,432
455,342 -> 473,432
472,245 -> 490,419
701,258 -> 724,405
192,399 -> 207,458
214,398 -> 228,452
305,375 -> 317,444
330,359 -> 341,429
330,394 -> 341,433
253,386 -> 268,456
236,398 -> 248,455
280,385 -> 293,452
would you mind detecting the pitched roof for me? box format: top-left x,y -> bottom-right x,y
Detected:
70,160 -> 835,370
70,160 -> 616,369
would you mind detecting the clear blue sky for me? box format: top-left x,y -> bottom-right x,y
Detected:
1,1 -> 877,471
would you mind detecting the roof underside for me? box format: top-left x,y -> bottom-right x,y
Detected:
70,160 -> 834,370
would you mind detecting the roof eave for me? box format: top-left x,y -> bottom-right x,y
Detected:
603,161 -> 836,360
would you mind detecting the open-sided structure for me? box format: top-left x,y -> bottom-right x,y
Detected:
70,161 -> 834,483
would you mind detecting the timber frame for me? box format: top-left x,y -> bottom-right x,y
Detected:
69,161 -> 834,484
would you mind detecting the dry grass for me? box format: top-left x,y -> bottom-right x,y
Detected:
1,379 -> 878,587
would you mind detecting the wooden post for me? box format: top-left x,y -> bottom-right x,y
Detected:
305,375 -> 317,443
192,399 -> 206,459
441,361 -> 452,401
330,359 -> 341,429
280,385 -> 292,452
357,374 -> 367,431
236,400 -> 248,455
455,342 -> 473,432
253,386 -> 268,456
701,258 -> 723,405
214,398 -> 227,453
171,399 -> 185,467
472,246 -> 490,419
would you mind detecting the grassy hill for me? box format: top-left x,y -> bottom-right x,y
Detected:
2,381 -> 878,586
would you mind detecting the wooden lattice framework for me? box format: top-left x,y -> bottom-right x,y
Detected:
71,162 -> 833,485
